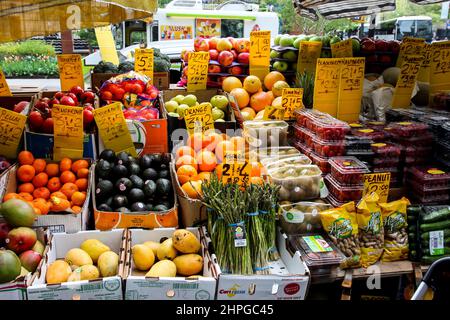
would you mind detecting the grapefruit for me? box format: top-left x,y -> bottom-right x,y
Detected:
229,136 -> 246,151
187,133 -> 205,151
250,91 -> 272,112
196,150 -> 217,172
264,71 -> 285,90
229,88 -> 250,109
272,80 -> 290,97
222,77 -> 242,93
175,146 -> 196,160
243,76 -> 262,94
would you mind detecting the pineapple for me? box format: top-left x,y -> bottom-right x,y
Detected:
295,71 -> 314,108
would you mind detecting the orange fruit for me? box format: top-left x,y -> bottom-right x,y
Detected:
222,76 -> 242,93
59,158 -> 72,172
250,91 -> 273,112
175,155 -> 198,171
243,75 -> 262,94
250,176 -> 264,185
3,193 -> 22,201
33,187 -> 50,200
47,177 -> 61,192
60,182 -> 78,200
177,165 -> 198,185
215,164 -> 223,179
18,151 -> 34,166
175,146 -> 196,160
33,207 -> 42,215
251,162 -> 262,177
266,91 -> 275,105
50,196 -> 71,212
45,163 -> 59,177
215,140 -> 235,163
72,206 -> 82,214
229,136 -> 246,151
32,159 -> 47,173
181,180 -> 203,199
50,191 -> 67,200
264,71 -> 286,91
71,160 -> 89,174
32,198 -> 50,215
18,183 -> 35,194
17,165 -> 36,182
272,80 -> 290,97
196,150 -> 217,172
192,172 -> 212,183
240,107 -> 256,120
71,191 -> 86,206
18,192 -> 33,201
60,171 -> 76,184
229,88 -> 250,109
187,133 -> 206,152
77,168 -> 89,179
75,178 -> 88,192
32,172 -> 49,188
203,132 -> 223,152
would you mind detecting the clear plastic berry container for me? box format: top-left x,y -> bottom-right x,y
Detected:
308,150 -> 331,174
349,123 -> 365,129
397,109 -> 427,122
293,124 -> 315,148
390,121 -> 429,138
431,90 -> 450,109
294,109 -> 330,128
407,166 -> 450,190
243,120 -> 289,148
404,157 -> 428,166
410,184 -> 450,204
312,136 -> 346,157
293,141 -> 312,157
393,133 -> 434,148
324,174 -> 363,202
325,192 -> 348,208
365,121 -> 386,130
279,202 -> 332,235
371,142 -> 401,157
351,128 -> 386,142
345,136 -> 373,153
329,156 -> 370,185
402,145 -> 433,158
386,109 -> 403,122
442,122 -> 450,140
419,115 -> 450,137
372,157 -> 401,167
309,118 -> 350,141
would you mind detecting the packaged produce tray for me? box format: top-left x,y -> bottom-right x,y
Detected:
325,192 -> 348,208
371,142 -> 401,157
351,128 -> 386,142
311,136 -> 346,157
396,109 -> 427,121
293,124 -> 315,148
263,155 -> 312,171
407,166 -> 450,190
329,156 -> 370,185
243,120 -> 289,148
390,121 -> 429,138
392,133 -> 434,148
345,136 -> 373,154
279,202 -> 332,235
441,122 -> 450,140
249,146 -> 300,163
365,121 -> 386,130
308,149 -> 331,174
410,188 -> 450,205
324,174 -> 363,203
372,156 -> 401,167
419,115 -> 450,137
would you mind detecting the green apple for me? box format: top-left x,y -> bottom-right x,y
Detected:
212,107 -> 225,121
282,51 -> 298,62
273,61 -> 288,72
168,112 -> 180,118
279,36 -> 294,48
171,95 -> 185,104
274,35 -> 282,46
215,119 -> 225,122
210,95 -> 229,111
270,50 -> 280,59
177,104 -> 190,118
330,36 -> 341,45
182,94 -> 197,107
352,38 -> 361,53
165,100 -> 179,113
322,35 -> 331,47
293,38 -> 302,49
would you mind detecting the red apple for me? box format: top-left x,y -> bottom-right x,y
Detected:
361,39 -> 376,53
42,118 -> 54,134
67,93 -> 79,105
208,64 -> 221,73
81,91 -> 95,103
83,103 -> 94,111
230,66 -> 243,75
218,51 -> 234,67
378,55 -> 392,64
194,37 -> 209,52
60,95 -> 77,106
208,37 -> 218,50
366,55 -> 378,63
28,111 -> 44,131
238,52 -> 250,64
34,100 -> 49,112
13,101 -> 29,113
70,86 -> 84,99
389,40 -> 400,54
83,108 -> 94,125
209,49 -> 219,61
49,98 -> 59,107
235,39 -> 250,53
54,92 -> 64,100
227,37 -> 237,50
231,49 -> 238,61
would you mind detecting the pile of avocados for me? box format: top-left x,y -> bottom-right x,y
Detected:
95,149 -> 174,213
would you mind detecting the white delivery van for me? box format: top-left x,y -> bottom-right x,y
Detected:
84,0 -> 279,65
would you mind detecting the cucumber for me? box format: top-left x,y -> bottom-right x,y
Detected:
408,225 -> 417,233
420,220 -> 450,232
407,206 -> 421,217
421,206 -> 450,224
421,229 -> 450,240
422,247 -> 450,256
408,233 -> 416,239
421,254 -> 450,264
407,215 -> 417,223
422,237 -> 450,247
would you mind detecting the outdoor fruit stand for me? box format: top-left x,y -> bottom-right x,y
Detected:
1,0 -> 450,303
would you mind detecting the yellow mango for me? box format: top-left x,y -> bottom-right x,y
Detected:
46,260 -> 72,284
173,254 -> 203,276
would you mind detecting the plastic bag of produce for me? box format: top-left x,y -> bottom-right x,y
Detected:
380,197 -> 410,262
320,201 -> 361,269
357,193 -> 384,267
361,74 -> 384,121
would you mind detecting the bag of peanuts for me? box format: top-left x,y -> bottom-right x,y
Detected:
357,193 -> 384,267
320,202 -> 361,269
380,197 -> 410,262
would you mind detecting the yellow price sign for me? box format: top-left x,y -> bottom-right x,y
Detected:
297,41 -> 322,74
0,69 -> 12,96
184,103 -> 215,135
363,172 -> 391,203
313,58 -> 341,117
0,107 -> 26,158
338,57 -> 365,122
95,25 -> 120,66
187,52 -> 209,92
93,102 -> 137,156
417,44 -> 432,83
221,152 -> 251,186
281,88 -> 304,120
392,55 -> 423,108
52,104 -> 84,160
135,48 -> 154,85
331,39 -> 353,58
249,31 -> 271,80
396,37 -> 426,67
430,41 -> 450,93
57,54 -> 84,92
263,105 -> 285,121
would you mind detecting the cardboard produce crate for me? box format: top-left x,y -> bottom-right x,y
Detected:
203,227 -> 311,300
91,72 -> 170,91
2,160 -> 93,233
27,229 -> 126,300
24,91 -> 98,160
123,228 -> 218,300
91,155 -> 178,230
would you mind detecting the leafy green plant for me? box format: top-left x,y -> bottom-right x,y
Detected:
295,71 -> 315,108
0,56 -> 58,77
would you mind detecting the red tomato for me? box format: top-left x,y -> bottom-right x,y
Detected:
54,92 -> 64,100
81,91 -> 95,103
60,96 -> 77,106
100,91 -> 113,101
83,108 -> 94,125
70,86 -> 84,98
131,83 -> 144,94
112,87 -> 126,100
123,82 -> 134,93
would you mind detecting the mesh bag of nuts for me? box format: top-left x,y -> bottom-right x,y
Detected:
320,201 -> 361,269
380,197 -> 411,262
357,193 -> 384,268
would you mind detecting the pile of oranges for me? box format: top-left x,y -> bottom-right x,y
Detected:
3,151 -> 89,215
175,132 -> 263,199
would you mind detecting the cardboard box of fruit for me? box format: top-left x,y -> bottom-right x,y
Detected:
92,150 -> 178,230
2,152 -> 93,233
24,88 -> 99,160
123,228 -> 218,300
91,71 -> 170,92
27,229 -> 125,300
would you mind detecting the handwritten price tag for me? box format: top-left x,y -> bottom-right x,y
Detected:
297,41 -> 322,74
95,25 -> 120,66
0,107 -> 26,158
263,105 -> 285,121
338,57 -> 365,122
0,69 -> 12,96
184,103 -> 214,135
331,39 -> 353,58
57,54 -> 84,92
313,58 -> 341,117
363,172 -> 391,203
417,44 -> 432,83
392,55 -> 423,108
282,88 -> 304,120
221,152 -> 251,186
250,31 -> 271,80
135,48 -> 154,85
52,104 -> 84,160
187,52 -> 209,92
93,102 -> 137,156
396,37 -> 426,68
430,41 -> 450,93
